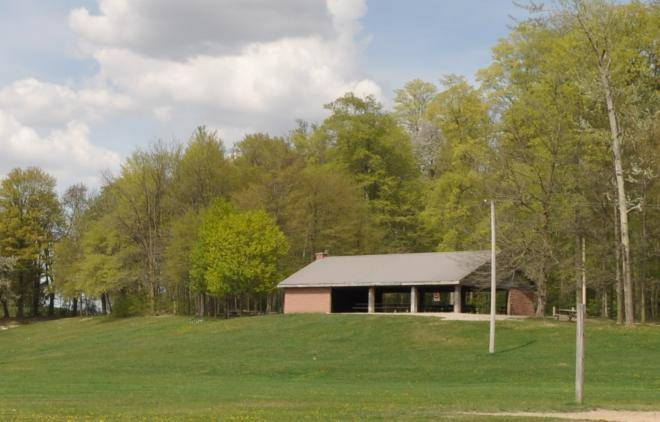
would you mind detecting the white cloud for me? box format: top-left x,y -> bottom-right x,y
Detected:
0,111 -> 121,188
0,0 -> 379,187
71,0 -> 381,134
69,0 -> 336,60
0,78 -> 133,128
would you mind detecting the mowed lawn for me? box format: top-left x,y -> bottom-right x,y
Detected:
0,315 -> 658,420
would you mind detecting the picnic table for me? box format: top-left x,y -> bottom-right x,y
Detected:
554,307 -> 578,321
352,303 -> 411,313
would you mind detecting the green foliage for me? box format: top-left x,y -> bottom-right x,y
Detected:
0,167 -> 61,317
77,214 -> 140,296
53,183 -> 92,299
283,164 -> 371,265
419,76 -> 493,251
1,1 -> 656,320
175,126 -> 233,209
111,290 -> 148,317
319,93 -> 425,251
191,202 -> 289,296
0,168 -> 61,266
394,78 -> 437,134
163,209 -> 202,295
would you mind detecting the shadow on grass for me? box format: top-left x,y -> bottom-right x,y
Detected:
494,340 -> 536,354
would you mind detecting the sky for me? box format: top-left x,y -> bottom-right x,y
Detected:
0,0 -> 529,189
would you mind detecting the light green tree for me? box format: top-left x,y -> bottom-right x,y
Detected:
421,76 -> 493,252
191,202 -> 288,299
174,126 -> 233,210
109,142 -> 180,313
53,183 -> 92,315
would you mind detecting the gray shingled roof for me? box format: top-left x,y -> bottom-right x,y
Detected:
278,250 -> 491,288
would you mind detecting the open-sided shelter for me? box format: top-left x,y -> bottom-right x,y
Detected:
278,250 -> 535,315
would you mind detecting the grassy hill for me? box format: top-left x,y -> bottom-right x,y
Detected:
0,315 -> 658,420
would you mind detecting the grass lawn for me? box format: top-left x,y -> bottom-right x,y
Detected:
0,314 -> 658,420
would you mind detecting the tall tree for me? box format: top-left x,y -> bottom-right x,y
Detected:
283,164 -> 371,267
0,256 -> 15,319
562,0 -> 658,325
0,168 -> 61,318
108,142 -> 180,313
191,202 -> 288,306
421,76 -> 493,251
481,16 -> 587,316
319,93 -> 424,252
53,183 -> 92,315
174,126 -> 233,210
394,79 -> 442,175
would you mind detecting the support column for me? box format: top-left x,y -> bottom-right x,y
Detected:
454,285 -> 462,313
368,287 -> 375,313
410,287 -> 418,313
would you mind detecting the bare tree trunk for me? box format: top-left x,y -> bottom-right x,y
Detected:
536,272 -> 548,317
640,281 -> 646,323
613,203 -> 624,324
1,299 -> 9,319
197,293 -> 205,317
640,192 -> 648,323
599,64 -> 634,326
101,293 -> 107,314
652,283 -> 657,322
147,255 -> 157,315
31,272 -> 40,317
16,272 -> 25,318
16,296 -> 24,318
48,293 -> 55,316
72,297 -> 78,316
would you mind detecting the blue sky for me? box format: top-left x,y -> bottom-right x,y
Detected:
0,0 -> 529,188
362,0 -> 526,91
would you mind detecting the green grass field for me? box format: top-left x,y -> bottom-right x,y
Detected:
0,315 -> 658,420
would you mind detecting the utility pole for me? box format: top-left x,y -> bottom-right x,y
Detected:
581,237 -> 587,306
576,303 -> 585,404
489,199 -> 496,354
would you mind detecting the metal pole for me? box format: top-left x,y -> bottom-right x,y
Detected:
489,200 -> 496,354
576,303 -> 585,404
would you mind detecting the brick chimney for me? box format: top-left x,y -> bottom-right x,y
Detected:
315,251 -> 329,261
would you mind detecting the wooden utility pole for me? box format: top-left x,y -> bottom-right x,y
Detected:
576,303 -> 585,404
489,200 -> 496,354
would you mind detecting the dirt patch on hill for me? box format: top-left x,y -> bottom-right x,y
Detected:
468,409 -> 660,421
0,322 -> 19,331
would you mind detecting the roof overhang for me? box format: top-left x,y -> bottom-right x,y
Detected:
280,280 -> 461,288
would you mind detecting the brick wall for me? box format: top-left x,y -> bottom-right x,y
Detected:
283,288 -> 331,313
507,288 -> 535,316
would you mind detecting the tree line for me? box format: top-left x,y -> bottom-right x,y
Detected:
0,0 -> 657,323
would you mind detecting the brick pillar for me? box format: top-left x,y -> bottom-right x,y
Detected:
454,285 -> 462,313
368,287 -> 375,313
410,286 -> 418,313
